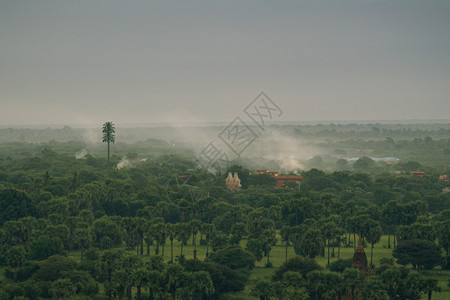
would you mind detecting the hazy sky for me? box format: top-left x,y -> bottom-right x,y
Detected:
1,0 -> 449,126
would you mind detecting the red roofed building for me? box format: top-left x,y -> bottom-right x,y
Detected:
254,170 -> 303,188
439,175 -> 449,181
409,171 -> 425,175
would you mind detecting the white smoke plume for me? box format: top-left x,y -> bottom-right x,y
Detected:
117,157 -> 133,169
75,149 -> 88,159
244,128 -> 322,173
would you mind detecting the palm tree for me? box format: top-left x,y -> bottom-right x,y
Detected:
146,270 -> 163,300
102,121 -> 115,169
134,218 -> 147,256
190,219 -> 202,259
262,229 -> 276,266
343,268 -> 364,300
202,223 -> 215,257
151,223 -> 166,256
323,221 -> 338,268
381,268 -> 402,300
365,219 -> 383,267
111,270 -> 128,300
144,229 -> 153,256
424,278 -> 441,300
175,223 -> 189,256
165,264 -> 187,300
98,250 -> 123,299
188,271 -> 215,300
132,267 -> 150,300
280,226 -> 291,263
250,280 -> 275,300
119,253 -> 141,300
167,224 -> 175,263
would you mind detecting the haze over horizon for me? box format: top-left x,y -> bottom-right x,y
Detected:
1,0 -> 449,126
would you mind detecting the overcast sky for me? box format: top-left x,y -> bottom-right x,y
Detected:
1,0 -> 449,126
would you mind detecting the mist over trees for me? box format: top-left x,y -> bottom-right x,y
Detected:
0,122 -> 449,299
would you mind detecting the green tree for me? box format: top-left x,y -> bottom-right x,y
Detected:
167,223 -> 176,263
381,268 -> 403,300
144,228 -> 153,256
361,276 -> 388,300
250,280 -> 275,300
306,271 -> 327,300
146,270 -> 164,300
151,222 -> 167,256
201,223 -> 215,257
364,219 -> 383,267
298,228 -> 324,258
246,238 -> 265,262
3,219 -> 30,248
5,246 -> 26,280
32,255 -> 77,282
132,267 -> 150,300
188,271 -> 215,300
50,278 -> 77,300
175,223 -> 189,256
353,156 -> 376,173
111,270 -> 128,300
74,227 -> 92,260
102,121 -> 116,169
134,217 -> 147,256
343,268 -> 365,300
280,226 -> 292,263
404,273 -> 426,300
397,223 -> 436,242
277,271 -> 308,300
322,221 -> 338,268
30,235 -> 63,260
119,252 -> 141,300
382,200 -> 402,249
436,219 -> 450,255
423,278 -> 441,300
190,219 -> 202,259
92,216 -> 123,250
393,239 -> 442,270
272,256 -> 322,281
230,222 -> 247,244
207,245 -> 255,270
164,264 -> 187,300
98,250 -> 123,299
262,229 -> 276,266
0,188 -> 34,226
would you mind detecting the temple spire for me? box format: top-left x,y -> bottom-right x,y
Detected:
356,234 -> 364,253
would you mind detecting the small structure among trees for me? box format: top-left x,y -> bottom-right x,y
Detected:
352,236 -> 368,274
226,172 -> 242,190
254,170 -> 303,189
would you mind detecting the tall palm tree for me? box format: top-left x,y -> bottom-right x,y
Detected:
102,121 -> 116,169
365,219 -> 383,267
343,268 -> 364,300
280,226 -> 291,263
99,250 -> 123,299
175,223 -> 189,256
132,267 -> 150,300
188,271 -> 215,300
166,224 -> 175,263
190,219 -> 202,258
201,223 -> 215,257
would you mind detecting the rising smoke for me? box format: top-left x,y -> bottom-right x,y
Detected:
75,149 -> 88,159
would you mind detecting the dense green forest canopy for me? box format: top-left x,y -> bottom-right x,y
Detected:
0,123 -> 449,299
